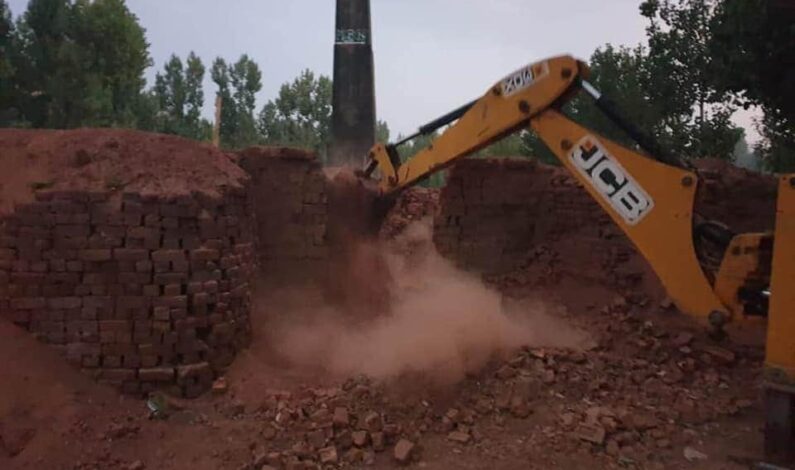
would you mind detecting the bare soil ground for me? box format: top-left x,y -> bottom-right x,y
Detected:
0,150 -> 779,470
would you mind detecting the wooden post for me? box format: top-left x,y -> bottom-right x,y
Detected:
212,95 -> 222,148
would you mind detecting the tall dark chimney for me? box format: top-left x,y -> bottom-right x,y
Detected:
329,0 -> 376,167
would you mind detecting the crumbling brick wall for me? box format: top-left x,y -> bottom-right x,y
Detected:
433,158 -> 644,288
237,147 -> 328,284
432,157 -> 778,292
0,189 -> 254,398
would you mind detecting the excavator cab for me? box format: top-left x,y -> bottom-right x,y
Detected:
362,55 -> 795,463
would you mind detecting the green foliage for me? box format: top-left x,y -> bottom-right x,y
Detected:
709,0 -> 794,171
0,0 -> 16,125
639,0 -> 741,160
152,52 -> 210,140
258,69 -> 390,160
211,55 -> 262,149
9,0 -> 150,129
756,107 -> 795,173
258,69 -> 332,153
376,119 -> 390,144
710,0 -> 794,121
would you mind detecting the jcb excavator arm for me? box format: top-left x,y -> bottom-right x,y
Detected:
365,55 -> 728,320
364,54 -> 795,462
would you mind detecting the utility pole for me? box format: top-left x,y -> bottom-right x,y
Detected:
329,0 -> 376,167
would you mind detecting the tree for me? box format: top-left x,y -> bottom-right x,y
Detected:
640,0 -> 742,159
258,69 -> 332,152
0,0 -> 16,125
212,55 -> 262,149
376,119 -> 390,144
709,0 -> 795,172
11,0 -> 72,127
11,0 -> 150,128
258,69 -> 391,159
755,107 -> 795,173
153,52 -> 210,140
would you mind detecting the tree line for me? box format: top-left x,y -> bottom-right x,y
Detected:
0,0 -> 792,171
517,0 -> 793,172
0,0 -> 385,158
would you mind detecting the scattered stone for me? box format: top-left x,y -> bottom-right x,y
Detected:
495,390 -> 512,410
261,425 -> 277,441
683,447 -> 708,462
127,461 -> 145,470
699,345 -> 736,365
344,448 -> 365,463
352,430 -> 369,447
371,431 -> 385,452
672,332 -> 694,347
220,400 -> 245,419
363,411 -> 383,432
335,429 -> 353,450
627,412 -> 659,431
394,439 -> 415,465
212,377 -> 229,395
318,446 -> 338,465
333,407 -> 349,427
510,397 -> 532,419
606,440 -> 620,456
495,365 -> 517,380
447,431 -> 471,444
660,297 -> 674,309
105,423 -> 139,440
307,429 -> 326,449
383,423 -> 401,438
575,423 -> 606,445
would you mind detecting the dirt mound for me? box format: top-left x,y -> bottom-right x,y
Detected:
379,187 -> 440,239
0,321 -> 120,467
0,128 -> 248,216
694,158 -> 778,233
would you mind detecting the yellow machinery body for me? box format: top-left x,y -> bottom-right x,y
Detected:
365,55 -> 795,461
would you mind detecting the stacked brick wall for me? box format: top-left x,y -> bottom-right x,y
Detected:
433,158 -> 643,288
0,189 -> 254,397
237,147 -> 328,284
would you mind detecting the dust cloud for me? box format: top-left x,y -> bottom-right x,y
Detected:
256,219 -> 589,385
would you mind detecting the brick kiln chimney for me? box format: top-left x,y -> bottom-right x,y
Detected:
329,0 -> 376,167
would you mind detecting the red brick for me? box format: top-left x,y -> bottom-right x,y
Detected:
153,296 -> 187,309
139,367 -> 174,382
47,297 -> 82,309
10,297 -> 45,310
118,272 -> 151,284
98,369 -> 136,382
115,296 -> 149,309
154,273 -> 187,285
164,284 -> 182,296
103,355 -> 122,368
99,320 -> 130,332
55,225 -> 90,238
135,260 -> 153,273
80,249 -> 112,262
171,259 -> 189,273
190,248 -> 220,261
153,306 -> 170,321
113,249 -> 149,261
142,285 -> 160,297
151,249 -> 185,263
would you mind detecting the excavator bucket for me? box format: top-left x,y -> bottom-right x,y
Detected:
765,174 -> 795,462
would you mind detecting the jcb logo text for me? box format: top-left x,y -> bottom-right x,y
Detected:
569,136 -> 654,225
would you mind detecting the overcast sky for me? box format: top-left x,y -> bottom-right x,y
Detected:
7,0 -> 758,141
